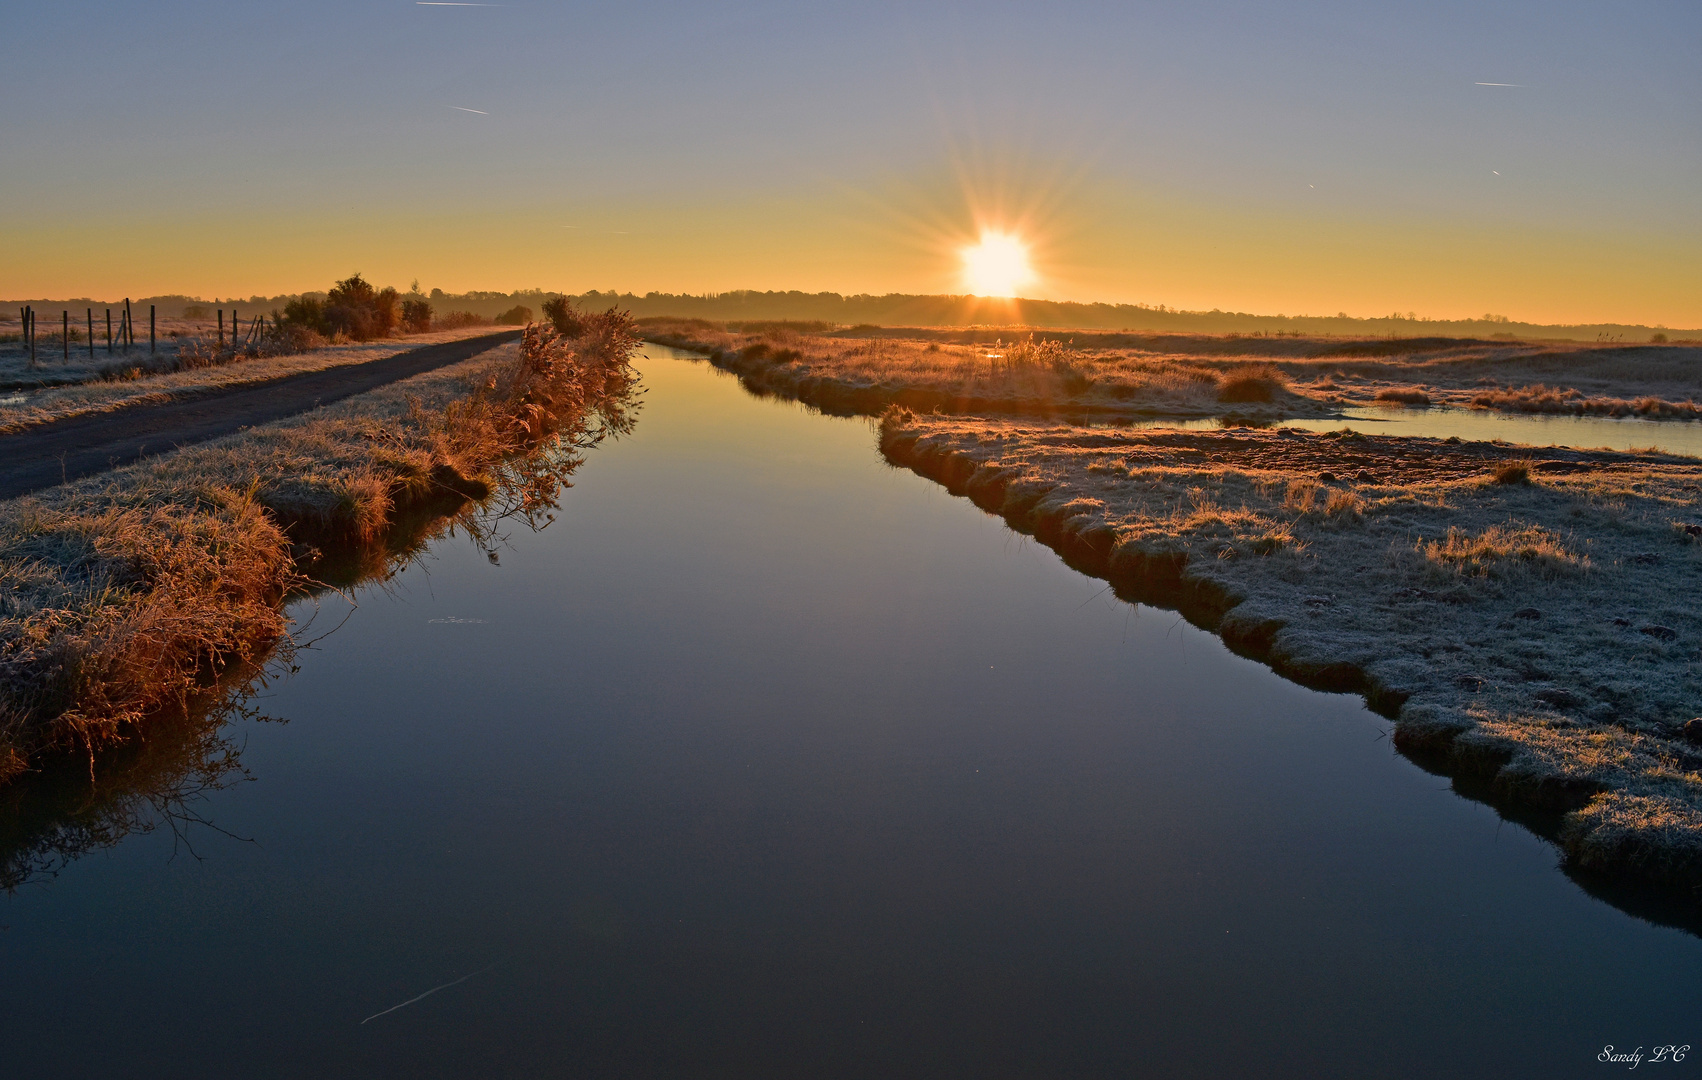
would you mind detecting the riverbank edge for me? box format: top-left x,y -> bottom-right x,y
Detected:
0,320 -> 637,784
643,332 -> 1334,423
647,328 -> 1702,429
877,413 -> 1702,894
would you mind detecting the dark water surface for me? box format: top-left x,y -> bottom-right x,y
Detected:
3,348 -> 1696,1078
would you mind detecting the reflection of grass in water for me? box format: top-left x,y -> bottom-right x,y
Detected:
0,672 -> 270,892
0,310 -> 641,866
0,423 -> 622,892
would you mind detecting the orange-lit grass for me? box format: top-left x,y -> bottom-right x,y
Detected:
0,312 -> 639,784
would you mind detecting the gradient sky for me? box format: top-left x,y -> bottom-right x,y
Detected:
4,1 -> 1699,324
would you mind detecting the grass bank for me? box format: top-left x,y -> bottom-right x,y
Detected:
0,313 -> 639,785
644,319 -> 1702,426
879,407 -> 1702,890
642,320 -> 1320,421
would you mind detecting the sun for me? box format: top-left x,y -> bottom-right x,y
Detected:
959,230 -> 1035,297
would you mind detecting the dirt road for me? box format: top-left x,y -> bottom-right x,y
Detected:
0,330 -> 521,501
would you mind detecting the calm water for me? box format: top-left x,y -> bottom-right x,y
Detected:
3,347 -> 1697,1078
1164,403 -> 1702,456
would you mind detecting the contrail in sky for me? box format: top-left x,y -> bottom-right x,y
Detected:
1475,82 -> 1524,87
417,3 -> 504,6
449,106 -> 489,114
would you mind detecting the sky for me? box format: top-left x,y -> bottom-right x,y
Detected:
3,0 -> 1699,325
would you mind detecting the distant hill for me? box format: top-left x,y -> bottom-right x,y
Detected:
5,289 -> 1692,344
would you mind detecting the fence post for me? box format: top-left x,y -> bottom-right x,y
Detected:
63,311 -> 69,361
106,309 -> 114,354
150,305 -> 156,353
124,298 -> 133,351
217,309 -> 224,348
27,306 -> 36,366
87,309 -> 95,359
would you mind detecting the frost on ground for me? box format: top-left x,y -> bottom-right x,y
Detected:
644,318 -> 1702,424
880,408 -> 1702,887
0,326 -> 505,435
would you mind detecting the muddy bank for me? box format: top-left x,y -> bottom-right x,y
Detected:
879,408 -> 1702,892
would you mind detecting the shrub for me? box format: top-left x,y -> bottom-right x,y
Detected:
437,311 -> 489,329
323,273 -> 398,341
494,305 -> 534,326
1652,333 -> 1669,344
401,299 -> 433,334
281,295 -> 324,332
541,295 -> 583,337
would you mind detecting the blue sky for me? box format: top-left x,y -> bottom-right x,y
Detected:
5,1 -> 1698,322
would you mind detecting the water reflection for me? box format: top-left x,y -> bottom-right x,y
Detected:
0,687 -> 272,891
0,377 -> 643,893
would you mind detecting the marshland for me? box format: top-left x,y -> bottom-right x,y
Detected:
2,320 -> 1702,1076
643,318 -> 1702,424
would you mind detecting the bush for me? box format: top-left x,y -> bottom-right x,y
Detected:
323,273 -> 398,341
495,305 -> 534,326
401,299 -> 433,334
281,295 -> 324,332
437,311 -> 489,329
542,295 -> 583,337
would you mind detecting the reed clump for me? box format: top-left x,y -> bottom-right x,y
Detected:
1374,387 -> 1432,407
1470,383 -> 1702,420
0,306 -> 639,784
1420,523 -> 1587,580
1216,362 -> 1286,404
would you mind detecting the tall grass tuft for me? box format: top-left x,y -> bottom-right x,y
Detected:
1421,523 -> 1587,579
1217,362 -> 1285,403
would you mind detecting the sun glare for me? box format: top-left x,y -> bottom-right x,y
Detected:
960,230 -> 1035,297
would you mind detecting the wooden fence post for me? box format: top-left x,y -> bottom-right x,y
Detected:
217,309 -> 224,348
63,311 -> 69,361
87,309 -> 95,359
106,308 -> 113,354
28,306 -> 36,366
124,298 -> 133,351
150,305 -> 156,353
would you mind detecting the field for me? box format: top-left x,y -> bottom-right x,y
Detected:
643,319 -> 1702,423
